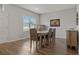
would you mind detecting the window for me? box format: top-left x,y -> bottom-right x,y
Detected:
23,16 -> 36,31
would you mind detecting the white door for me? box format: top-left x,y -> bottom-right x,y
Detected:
0,13 -> 9,43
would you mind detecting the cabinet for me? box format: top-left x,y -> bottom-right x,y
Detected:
66,30 -> 78,51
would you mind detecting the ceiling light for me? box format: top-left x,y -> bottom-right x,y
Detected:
35,8 -> 39,10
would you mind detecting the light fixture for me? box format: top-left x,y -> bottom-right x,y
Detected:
35,8 -> 39,11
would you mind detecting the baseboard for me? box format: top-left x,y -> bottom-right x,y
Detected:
0,37 -> 29,44
19,37 -> 29,40
56,37 -> 66,40
0,37 -> 66,44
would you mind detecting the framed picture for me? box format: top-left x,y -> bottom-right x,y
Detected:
50,19 -> 60,27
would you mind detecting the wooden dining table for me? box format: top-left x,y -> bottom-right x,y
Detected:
37,30 -> 49,48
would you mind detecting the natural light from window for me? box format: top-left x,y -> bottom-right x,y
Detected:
22,16 -> 36,31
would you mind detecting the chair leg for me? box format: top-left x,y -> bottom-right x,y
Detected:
50,38 -> 52,48
30,40 -> 32,53
52,38 -> 55,47
51,38 -> 54,47
43,36 -> 45,47
49,38 -> 51,48
54,39 -> 55,45
39,36 -> 42,49
53,38 -> 55,45
49,38 -> 53,48
36,41 -> 38,50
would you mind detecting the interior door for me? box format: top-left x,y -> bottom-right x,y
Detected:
0,13 -> 9,43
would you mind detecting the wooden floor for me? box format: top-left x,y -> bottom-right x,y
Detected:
0,38 -> 78,55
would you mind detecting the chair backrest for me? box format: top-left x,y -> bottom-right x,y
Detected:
49,28 -> 53,37
52,28 -> 56,39
30,28 -> 37,41
48,28 -> 56,38
38,25 -> 48,31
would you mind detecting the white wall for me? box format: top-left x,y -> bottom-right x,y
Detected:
40,8 -> 76,39
0,5 -> 39,43
77,5 -> 79,28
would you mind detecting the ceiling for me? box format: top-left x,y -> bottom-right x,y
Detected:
17,4 -> 76,14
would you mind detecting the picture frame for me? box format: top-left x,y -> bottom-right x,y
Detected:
50,19 -> 60,27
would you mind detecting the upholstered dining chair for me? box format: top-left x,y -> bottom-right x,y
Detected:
48,28 -> 56,48
30,28 -> 40,52
52,28 -> 56,46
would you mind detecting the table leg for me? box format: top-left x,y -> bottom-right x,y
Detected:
39,36 -> 42,49
44,35 -> 46,47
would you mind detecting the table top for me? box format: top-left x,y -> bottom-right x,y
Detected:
37,30 -> 48,33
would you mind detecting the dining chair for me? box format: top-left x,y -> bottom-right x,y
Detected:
48,28 -> 56,48
30,28 -> 40,52
52,28 -> 56,46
